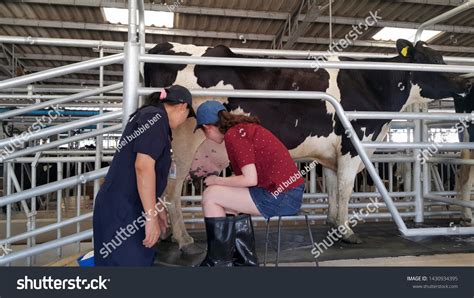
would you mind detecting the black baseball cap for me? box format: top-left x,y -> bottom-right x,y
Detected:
158,85 -> 196,118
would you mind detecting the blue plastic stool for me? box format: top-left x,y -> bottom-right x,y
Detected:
77,251 -> 95,267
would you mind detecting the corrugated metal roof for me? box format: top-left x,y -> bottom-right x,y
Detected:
0,0 -> 472,86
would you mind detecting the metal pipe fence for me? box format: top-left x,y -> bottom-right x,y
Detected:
140,54 -> 474,73
0,54 -> 124,90
1,0 -> 473,266
0,35 -> 473,64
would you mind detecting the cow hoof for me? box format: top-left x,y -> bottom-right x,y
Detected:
159,228 -> 172,241
180,243 -> 205,255
325,220 -> 337,229
342,234 -> 363,244
460,218 -> 473,227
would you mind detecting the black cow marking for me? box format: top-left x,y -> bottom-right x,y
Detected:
336,56 -> 413,157
144,42 -> 192,92
191,45 -> 334,149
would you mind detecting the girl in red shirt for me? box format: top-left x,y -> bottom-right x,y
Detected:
195,101 -> 305,267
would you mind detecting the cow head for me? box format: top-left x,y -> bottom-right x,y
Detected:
396,39 -> 470,100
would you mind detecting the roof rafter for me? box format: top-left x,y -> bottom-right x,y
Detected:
0,18 -> 473,53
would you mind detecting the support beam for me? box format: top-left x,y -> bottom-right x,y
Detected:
0,43 -> 29,78
1,15 -> 474,40
312,16 -> 474,35
9,0 -> 465,21
0,18 -> 269,40
283,1 -> 326,50
0,19 -> 473,53
395,0 -> 466,5
273,0 -> 305,49
272,0 -> 321,50
8,1 -> 290,20
0,64 -> 12,77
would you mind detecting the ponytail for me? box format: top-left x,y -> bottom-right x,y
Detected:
216,111 -> 260,134
129,88 -> 167,120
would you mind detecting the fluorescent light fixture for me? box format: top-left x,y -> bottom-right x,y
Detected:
372,27 -> 442,42
102,7 -> 174,28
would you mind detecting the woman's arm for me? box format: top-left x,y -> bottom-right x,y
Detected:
205,164 -> 258,188
135,153 -> 161,248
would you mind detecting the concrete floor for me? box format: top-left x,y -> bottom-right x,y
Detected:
7,219 -> 474,267
156,219 -> 474,267
284,253 -> 474,267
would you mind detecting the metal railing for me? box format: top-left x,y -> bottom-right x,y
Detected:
0,0 -> 473,266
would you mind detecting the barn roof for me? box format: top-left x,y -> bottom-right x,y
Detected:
0,0 -> 473,87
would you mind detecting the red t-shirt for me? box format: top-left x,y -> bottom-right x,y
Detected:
224,123 -> 304,193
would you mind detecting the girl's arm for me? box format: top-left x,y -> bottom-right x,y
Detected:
205,164 -> 258,188
135,153 -> 161,248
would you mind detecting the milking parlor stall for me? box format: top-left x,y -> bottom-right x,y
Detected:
0,0 -> 474,270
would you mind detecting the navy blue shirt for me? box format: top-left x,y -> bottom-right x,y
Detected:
101,105 -> 172,199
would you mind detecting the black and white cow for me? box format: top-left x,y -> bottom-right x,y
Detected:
144,39 -> 469,249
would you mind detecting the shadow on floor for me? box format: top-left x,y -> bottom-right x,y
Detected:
155,219 -> 474,267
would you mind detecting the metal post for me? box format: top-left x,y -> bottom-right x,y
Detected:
122,0 -> 140,124
122,43 -> 140,125
94,47 -> 104,198
76,162 -> 82,253
422,104 -> 430,207
128,0 -> 138,43
5,162 -> 12,266
413,104 -> 424,223
310,166 -> 316,193
57,162 -> 62,258
137,0 -> 146,77
30,152 -> 39,265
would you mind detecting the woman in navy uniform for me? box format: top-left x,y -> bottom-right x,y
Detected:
93,85 -> 195,266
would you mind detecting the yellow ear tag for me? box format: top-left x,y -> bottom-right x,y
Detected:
401,46 -> 408,57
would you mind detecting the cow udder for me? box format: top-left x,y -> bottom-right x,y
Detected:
188,139 -> 229,182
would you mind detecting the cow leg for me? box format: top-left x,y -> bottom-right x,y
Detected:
337,155 -> 363,244
165,176 -> 194,248
460,167 -> 474,226
165,120 -> 207,254
457,149 -> 474,226
323,168 -> 338,228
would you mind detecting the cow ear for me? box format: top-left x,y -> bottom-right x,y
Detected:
415,41 -> 428,48
396,39 -> 414,58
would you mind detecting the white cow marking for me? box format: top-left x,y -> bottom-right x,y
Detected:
325,57 -> 342,117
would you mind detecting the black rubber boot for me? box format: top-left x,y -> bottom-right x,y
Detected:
233,214 -> 259,267
199,216 -> 236,267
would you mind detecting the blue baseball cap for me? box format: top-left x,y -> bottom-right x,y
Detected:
194,101 -> 226,132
